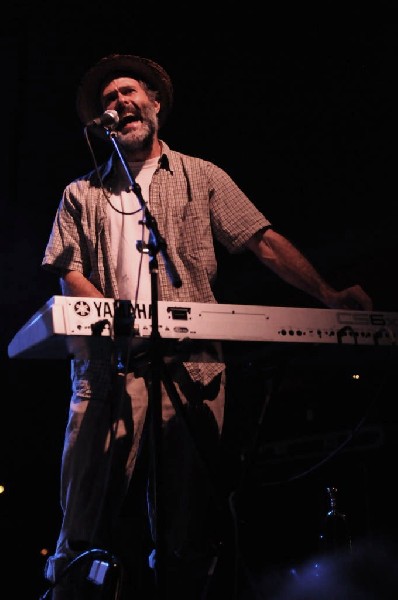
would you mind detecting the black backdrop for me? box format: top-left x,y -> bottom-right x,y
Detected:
1,4 -> 398,598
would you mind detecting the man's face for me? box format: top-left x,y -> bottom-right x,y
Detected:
101,76 -> 160,150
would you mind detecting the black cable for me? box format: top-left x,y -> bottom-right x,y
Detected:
39,548 -> 122,599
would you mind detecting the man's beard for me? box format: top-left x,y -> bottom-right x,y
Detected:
117,105 -> 158,153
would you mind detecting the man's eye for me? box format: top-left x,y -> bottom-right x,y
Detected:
103,95 -> 117,105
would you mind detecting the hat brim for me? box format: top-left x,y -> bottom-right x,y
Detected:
76,54 -> 173,128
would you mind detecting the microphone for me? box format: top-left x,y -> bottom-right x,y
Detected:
86,110 -> 119,129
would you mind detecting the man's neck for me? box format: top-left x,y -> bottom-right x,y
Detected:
124,137 -> 162,162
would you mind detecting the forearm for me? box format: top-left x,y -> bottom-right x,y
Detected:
60,270 -> 104,298
246,229 -> 337,305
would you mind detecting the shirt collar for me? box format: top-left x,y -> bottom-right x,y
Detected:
100,139 -> 172,183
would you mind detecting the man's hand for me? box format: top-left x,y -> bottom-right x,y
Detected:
323,284 -> 373,311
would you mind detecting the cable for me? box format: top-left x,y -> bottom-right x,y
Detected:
39,548 -> 123,599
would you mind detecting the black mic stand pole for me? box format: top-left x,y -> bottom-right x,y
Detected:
107,130 -> 182,598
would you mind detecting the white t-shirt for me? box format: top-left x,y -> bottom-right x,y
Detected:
107,156 -> 159,307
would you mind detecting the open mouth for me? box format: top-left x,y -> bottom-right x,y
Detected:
118,113 -> 140,129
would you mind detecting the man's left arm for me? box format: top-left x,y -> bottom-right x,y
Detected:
246,228 -> 373,311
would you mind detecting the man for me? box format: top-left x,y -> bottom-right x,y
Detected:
42,54 -> 372,599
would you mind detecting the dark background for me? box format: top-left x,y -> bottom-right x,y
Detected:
1,4 -> 398,598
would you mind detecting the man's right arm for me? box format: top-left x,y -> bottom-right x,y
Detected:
60,270 -> 104,298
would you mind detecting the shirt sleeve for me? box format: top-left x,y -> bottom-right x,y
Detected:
42,182 -> 90,276
207,162 -> 271,253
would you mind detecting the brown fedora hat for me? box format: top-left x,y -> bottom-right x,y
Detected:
76,53 -> 173,128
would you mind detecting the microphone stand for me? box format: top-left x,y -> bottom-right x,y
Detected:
107,130 -> 182,598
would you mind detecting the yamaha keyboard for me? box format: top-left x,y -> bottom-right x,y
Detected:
7,295 -> 398,360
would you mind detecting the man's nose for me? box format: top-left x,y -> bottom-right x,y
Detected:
116,91 -> 130,103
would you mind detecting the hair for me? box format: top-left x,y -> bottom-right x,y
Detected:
138,79 -> 160,103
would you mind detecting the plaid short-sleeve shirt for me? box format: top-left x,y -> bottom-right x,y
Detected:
42,141 -> 271,393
